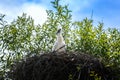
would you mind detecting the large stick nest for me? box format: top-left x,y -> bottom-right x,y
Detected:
8,52 -> 120,80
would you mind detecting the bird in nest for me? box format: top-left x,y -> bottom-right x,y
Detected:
52,28 -> 66,53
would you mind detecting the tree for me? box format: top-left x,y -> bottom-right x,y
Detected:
0,0 -> 120,79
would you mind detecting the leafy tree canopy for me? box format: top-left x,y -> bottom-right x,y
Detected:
0,0 -> 120,79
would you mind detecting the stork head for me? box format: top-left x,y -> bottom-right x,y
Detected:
56,28 -> 62,35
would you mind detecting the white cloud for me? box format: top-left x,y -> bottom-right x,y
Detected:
0,3 -> 47,25
21,3 -> 47,25
0,0 -> 119,29
0,0 -> 96,25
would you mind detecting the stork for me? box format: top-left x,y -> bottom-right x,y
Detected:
52,28 -> 66,53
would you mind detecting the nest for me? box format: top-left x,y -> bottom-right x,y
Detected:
8,52 -> 120,80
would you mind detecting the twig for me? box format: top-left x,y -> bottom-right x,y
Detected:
52,45 -> 66,53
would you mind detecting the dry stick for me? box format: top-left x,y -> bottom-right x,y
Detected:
52,45 -> 66,53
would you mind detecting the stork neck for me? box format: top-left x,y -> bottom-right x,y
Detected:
57,34 -> 63,41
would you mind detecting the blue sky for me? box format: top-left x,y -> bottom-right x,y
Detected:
0,0 -> 120,29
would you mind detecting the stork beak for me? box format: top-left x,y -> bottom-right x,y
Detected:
56,29 -> 61,34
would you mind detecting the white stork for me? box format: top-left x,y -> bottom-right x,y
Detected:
52,28 -> 66,53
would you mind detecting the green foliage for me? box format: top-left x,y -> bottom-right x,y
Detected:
71,20 -> 120,66
0,0 -> 120,79
90,71 -> 101,80
68,74 -> 73,80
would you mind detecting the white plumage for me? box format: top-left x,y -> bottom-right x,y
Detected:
52,28 -> 66,53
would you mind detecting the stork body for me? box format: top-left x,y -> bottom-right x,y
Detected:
52,29 -> 66,53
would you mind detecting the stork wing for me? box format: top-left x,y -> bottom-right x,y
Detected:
52,41 -> 58,52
